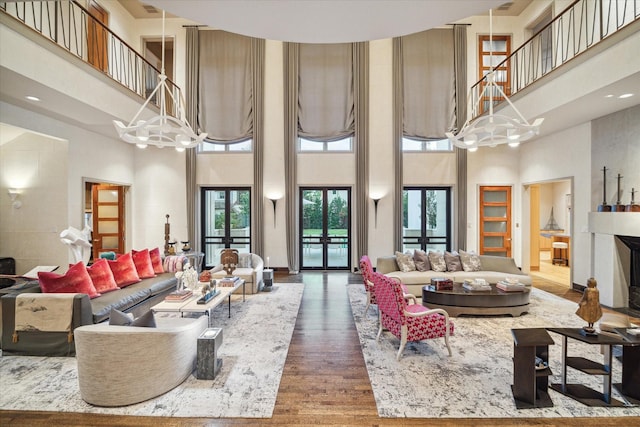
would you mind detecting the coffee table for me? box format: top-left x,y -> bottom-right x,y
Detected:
422,283 -> 530,317
152,279 -> 245,326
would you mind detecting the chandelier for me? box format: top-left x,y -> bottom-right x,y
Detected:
113,11 -> 206,151
447,10 -> 543,151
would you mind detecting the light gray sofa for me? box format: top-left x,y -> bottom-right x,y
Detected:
209,253 -> 264,294
376,254 -> 532,297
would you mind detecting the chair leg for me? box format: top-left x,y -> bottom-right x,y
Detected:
397,325 -> 408,360
376,320 -> 383,342
365,291 -> 371,314
444,321 -> 452,357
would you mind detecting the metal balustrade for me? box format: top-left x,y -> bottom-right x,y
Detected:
0,0 -> 181,117
469,0 -> 639,120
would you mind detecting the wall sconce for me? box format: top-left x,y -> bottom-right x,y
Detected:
267,197 -> 280,227
371,197 -> 382,227
8,188 -> 22,209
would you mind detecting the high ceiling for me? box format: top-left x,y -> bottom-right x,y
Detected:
137,0 -> 524,43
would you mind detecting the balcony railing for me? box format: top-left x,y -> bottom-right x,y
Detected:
470,0 -> 639,120
0,0 -> 181,116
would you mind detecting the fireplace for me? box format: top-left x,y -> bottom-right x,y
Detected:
617,235 -> 640,313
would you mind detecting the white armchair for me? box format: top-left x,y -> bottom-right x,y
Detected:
210,253 -> 264,294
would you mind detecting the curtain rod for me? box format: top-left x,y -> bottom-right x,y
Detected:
182,25 -> 207,28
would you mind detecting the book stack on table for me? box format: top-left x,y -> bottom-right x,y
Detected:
496,280 -> 526,292
462,279 -> 491,291
217,276 -> 240,287
165,289 -> 193,301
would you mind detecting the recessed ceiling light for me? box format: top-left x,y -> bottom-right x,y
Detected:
619,93 -> 634,99
25,95 -> 40,101
604,94 -> 614,98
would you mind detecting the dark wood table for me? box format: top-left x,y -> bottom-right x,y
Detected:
511,328 -> 555,409
547,327 -> 640,407
422,283 -> 530,317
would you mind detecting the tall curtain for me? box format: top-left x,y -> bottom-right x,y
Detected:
185,27 -> 199,251
454,25 -> 468,251
354,42 -> 369,263
392,38 -> 404,252
283,42 -> 299,273
252,38 -> 265,258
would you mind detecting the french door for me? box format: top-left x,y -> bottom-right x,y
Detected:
300,187 -> 351,270
201,188 -> 251,269
87,0 -> 108,72
402,187 -> 451,253
479,186 -> 512,257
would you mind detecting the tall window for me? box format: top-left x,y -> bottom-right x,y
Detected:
402,137 -> 452,152
402,187 -> 451,253
299,136 -> 352,152
478,35 -> 511,114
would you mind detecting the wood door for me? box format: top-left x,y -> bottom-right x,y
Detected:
87,0 -> 108,72
478,35 -> 511,114
92,184 -> 124,259
479,186 -> 512,257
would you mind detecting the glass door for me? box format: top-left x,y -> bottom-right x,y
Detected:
479,186 -> 512,257
300,187 -> 350,270
201,188 -> 251,268
402,187 -> 451,253
91,184 -> 125,259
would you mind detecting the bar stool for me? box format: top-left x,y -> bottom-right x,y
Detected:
552,242 -> 568,266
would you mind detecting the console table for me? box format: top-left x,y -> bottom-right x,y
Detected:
547,327 -> 640,407
511,328 -> 554,408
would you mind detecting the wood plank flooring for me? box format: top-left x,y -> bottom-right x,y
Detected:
1,271 -> 638,427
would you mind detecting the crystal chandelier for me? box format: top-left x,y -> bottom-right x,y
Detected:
112,11 -> 206,151
447,10 -> 543,151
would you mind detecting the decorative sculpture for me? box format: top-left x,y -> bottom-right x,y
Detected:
597,167 -> 612,212
220,248 -> 239,277
60,225 -> 92,264
575,277 -> 603,335
613,173 -> 624,212
627,188 -> 639,212
164,214 -> 171,256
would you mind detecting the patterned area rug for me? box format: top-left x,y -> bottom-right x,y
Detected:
0,283 -> 303,418
347,284 -> 640,419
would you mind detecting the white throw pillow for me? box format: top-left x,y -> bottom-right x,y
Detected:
459,250 -> 482,272
395,251 -> 416,272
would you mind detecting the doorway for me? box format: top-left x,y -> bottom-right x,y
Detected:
201,188 -> 251,269
402,187 -> 452,253
300,187 -> 351,270
528,179 -> 572,288
84,181 -> 127,261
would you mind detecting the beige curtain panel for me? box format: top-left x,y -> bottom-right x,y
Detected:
298,43 -> 355,141
402,29 -> 456,139
198,30 -> 253,143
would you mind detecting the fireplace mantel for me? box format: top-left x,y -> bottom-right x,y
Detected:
588,212 -> 640,237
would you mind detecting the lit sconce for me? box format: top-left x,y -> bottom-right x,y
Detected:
267,195 -> 282,227
371,196 -> 382,227
8,188 -> 22,209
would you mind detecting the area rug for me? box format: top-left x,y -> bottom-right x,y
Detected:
0,283 -> 303,418
347,284 -> 640,419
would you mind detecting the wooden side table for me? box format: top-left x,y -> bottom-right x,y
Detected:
511,328 -> 554,408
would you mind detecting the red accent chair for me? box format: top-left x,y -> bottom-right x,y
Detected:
360,255 -> 410,315
372,272 -> 453,359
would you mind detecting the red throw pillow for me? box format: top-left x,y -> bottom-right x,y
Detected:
108,252 -> 141,287
131,248 -> 156,279
87,258 -> 120,294
38,261 -> 101,299
149,247 -> 164,274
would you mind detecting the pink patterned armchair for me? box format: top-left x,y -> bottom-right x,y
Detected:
372,272 -> 453,359
360,255 -> 410,315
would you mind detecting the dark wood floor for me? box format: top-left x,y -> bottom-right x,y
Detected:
1,272 -> 638,427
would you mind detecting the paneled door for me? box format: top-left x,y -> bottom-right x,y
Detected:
91,184 -> 124,259
479,186 -> 512,257
300,188 -> 350,270
87,0 -> 108,72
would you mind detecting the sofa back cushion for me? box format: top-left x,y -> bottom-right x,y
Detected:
478,255 -> 522,275
395,251 -> 416,272
428,251 -> 447,272
444,251 -> 462,272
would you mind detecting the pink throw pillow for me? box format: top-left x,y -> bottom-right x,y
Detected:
87,258 -> 120,294
131,248 -> 156,279
108,252 -> 141,287
39,261 -> 101,299
149,247 -> 164,274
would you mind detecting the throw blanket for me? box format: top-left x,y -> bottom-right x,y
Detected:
163,255 -> 186,272
13,293 -> 77,343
